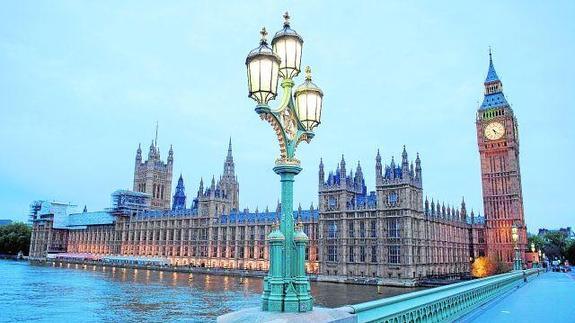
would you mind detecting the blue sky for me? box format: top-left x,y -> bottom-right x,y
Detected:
0,1 -> 573,231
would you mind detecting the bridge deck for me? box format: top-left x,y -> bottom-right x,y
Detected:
462,271 -> 575,322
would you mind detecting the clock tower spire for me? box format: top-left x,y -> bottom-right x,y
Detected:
476,50 -> 527,268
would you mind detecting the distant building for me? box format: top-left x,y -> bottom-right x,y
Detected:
538,227 -> 573,239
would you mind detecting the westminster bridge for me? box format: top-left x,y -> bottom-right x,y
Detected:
219,268 -> 575,322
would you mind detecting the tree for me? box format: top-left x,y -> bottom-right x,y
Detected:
471,256 -> 510,278
527,234 -> 545,251
566,240 -> 575,265
471,257 -> 495,278
0,222 -> 31,255
540,231 -> 570,261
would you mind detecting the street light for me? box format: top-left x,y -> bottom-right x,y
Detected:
537,249 -> 542,269
512,223 -> 521,270
246,12 -> 323,313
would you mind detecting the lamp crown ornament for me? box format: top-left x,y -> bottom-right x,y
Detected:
283,11 -> 290,26
260,27 -> 268,44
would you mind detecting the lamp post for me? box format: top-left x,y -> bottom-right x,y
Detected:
245,12 -> 323,313
512,224 -> 521,270
530,242 -> 536,268
538,249 -> 542,269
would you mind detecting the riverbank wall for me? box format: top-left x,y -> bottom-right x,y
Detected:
30,258 -> 460,287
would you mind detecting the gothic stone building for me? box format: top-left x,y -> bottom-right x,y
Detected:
318,149 -> 485,285
29,141 -> 320,274
29,138 -> 486,286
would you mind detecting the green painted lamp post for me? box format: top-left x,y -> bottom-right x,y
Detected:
245,12 -> 324,313
512,224 -> 522,270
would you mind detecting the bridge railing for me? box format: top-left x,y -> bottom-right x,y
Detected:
338,268 -> 542,323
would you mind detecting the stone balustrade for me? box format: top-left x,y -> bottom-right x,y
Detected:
338,268 -> 542,322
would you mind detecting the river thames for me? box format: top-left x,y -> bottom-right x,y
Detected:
0,260 -> 422,322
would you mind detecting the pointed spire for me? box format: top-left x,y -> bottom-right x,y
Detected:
485,47 -> 500,83
227,137 -> 233,159
154,121 -> 159,147
83,205 -> 87,213
402,145 -> 408,165
340,154 -> 346,177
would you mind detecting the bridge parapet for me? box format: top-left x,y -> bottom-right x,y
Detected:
339,268 -> 542,323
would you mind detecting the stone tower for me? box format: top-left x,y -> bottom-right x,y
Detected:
222,138 -> 240,211
133,127 -> 173,210
193,139 -> 239,217
172,174 -> 186,211
476,51 -> 527,265
376,147 -> 424,277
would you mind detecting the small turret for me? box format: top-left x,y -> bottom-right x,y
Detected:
319,158 -> 325,185
168,145 -> 174,164
197,178 -> 204,197
375,149 -> 383,183
148,140 -> 156,159
172,174 -> 186,211
340,155 -> 346,181
136,143 -> 142,164
424,197 -> 429,215
415,153 -> 422,183
390,157 -> 396,179
460,197 -> 467,221
401,145 -> 409,173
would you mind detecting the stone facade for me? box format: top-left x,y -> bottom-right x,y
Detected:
133,139 -> 173,210
318,149 -> 484,285
476,52 -> 527,265
29,140 -> 485,286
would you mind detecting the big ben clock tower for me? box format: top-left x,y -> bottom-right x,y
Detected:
476,51 -> 527,267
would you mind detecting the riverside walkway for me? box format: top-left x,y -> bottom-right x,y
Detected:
462,270 -> 575,322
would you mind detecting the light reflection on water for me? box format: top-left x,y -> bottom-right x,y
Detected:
0,260 -> 422,322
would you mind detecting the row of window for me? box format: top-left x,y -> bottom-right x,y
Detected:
327,245 -> 401,264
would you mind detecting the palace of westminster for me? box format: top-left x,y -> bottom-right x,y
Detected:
28,54 -> 527,286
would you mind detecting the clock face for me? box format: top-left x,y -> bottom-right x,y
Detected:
484,122 -> 505,140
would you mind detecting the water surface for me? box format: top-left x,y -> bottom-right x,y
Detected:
0,260 -> 421,322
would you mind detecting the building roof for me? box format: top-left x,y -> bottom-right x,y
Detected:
66,211 -> 116,228
480,92 -> 509,110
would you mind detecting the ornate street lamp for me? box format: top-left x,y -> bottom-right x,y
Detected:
245,12 -> 323,313
512,224 -> 521,270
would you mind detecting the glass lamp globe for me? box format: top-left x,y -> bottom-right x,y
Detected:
246,27 -> 281,105
294,66 -> 324,131
272,12 -> 303,80
511,225 -> 518,243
